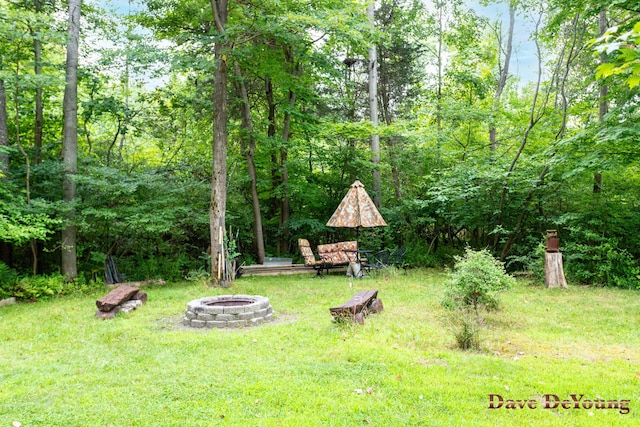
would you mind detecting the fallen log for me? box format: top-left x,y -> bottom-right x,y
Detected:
96,285 -> 140,312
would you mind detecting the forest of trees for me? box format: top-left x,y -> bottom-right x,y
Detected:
0,0 -> 639,292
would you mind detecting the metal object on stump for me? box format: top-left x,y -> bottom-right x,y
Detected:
546,230 -> 560,252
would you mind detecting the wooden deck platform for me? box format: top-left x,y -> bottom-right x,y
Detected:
239,263 -> 348,277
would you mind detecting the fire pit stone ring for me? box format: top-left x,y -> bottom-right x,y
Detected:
184,295 -> 274,328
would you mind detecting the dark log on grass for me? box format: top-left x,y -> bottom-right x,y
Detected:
330,290 -> 379,322
96,285 -> 140,312
545,252 -> 567,288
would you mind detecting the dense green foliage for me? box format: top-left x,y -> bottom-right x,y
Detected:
443,248 -> 515,313
0,0 -> 638,294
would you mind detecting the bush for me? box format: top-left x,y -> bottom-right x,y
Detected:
442,248 -> 515,351
505,236 -> 546,280
443,248 -> 515,313
14,273 -> 67,301
563,228 -> 640,288
0,261 -> 18,299
405,238 -> 461,268
449,308 -> 481,351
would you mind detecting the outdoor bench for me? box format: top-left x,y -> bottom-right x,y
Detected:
317,241 -> 359,266
329,289 -> 383,324
298,239 -> 359,276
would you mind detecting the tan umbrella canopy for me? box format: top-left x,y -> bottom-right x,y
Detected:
327,180 -> 387,229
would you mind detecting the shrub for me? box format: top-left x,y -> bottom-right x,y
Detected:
450,308 -> 481,351
405,238 -> 461,268
443,248 -> 515,314
563,229 -> 640,289
14,273 -> 67,301
442,248 -> 515,350
505,236 -> 546,280
0,261 -> 18,299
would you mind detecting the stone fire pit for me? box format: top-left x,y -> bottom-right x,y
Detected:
184,295 -> 274,329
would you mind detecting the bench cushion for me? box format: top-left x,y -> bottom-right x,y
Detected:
298,238 -> 324,266
317,241 -> 358,265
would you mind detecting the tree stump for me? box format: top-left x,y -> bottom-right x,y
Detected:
545,252 -> 567,288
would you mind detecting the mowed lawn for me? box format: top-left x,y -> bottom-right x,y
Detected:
1,269 -> 639,426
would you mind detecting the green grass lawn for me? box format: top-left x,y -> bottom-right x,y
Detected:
1,269 -> 639,426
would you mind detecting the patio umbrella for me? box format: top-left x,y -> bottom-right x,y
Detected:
326,179 -> 387,239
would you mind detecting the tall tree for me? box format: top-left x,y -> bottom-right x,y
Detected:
0,4 -> 10,179
499,8 -> 586,260
593,8 -> 607,193
232,61 -> 265,264
31,0 -> 44,165
276,45 -> 299,256
61,0 -> 81,280
376,0 -> 428,201
0,79 -> 8,179
209,0 -> 228,284
368,1 -> 381,208
489,2 -> 514,152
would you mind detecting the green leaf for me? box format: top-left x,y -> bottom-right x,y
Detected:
595,62 -> 617,79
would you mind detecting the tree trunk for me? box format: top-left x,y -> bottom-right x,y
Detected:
278,87 -> 294,256
389,136 -> 402,200
595,9 -> 608,194
489,4 -> 514,152
494,13 -> 547,251
0,78 -> 10,267
368,2 -> 381,208
0,78 -> 8,178
32,1 -> 44,272
232,62 -> 265,264
12,41 -> 37,273
499,13 -> 582,260
544,252 -> 567,288
209,0 -> 228,285
33,0 -> 43,165
435,2 -> 443,164
272,47 -> 299,256
61,0 -> 81,281
265,78 -> 281,244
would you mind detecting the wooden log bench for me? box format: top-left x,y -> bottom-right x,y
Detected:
95,285 -> 147,319
329,289 -> 383,324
